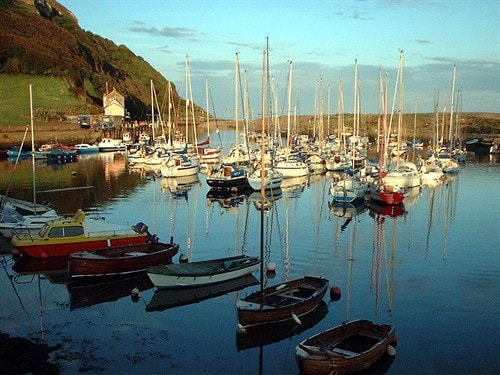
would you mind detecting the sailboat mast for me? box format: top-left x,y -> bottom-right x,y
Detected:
167,81 -> 172,147
259,48 -> 267,289
205,77 -> 210,141
150,80 -> 155,142
235,52 -> 239,163
448,65 -> 457,148
30,84 -> 36,209
396,50 -> 404,167
287,61 -> 293,148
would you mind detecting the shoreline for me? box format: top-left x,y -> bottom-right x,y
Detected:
0,116 -> 498,150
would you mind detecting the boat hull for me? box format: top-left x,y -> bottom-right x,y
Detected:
236,276 -> 329,329
13,235 -> 148,258
146,255 -> 260,288
68,242 -> 179,277
295,319 -> 396,375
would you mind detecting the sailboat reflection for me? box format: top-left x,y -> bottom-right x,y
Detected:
368,201 -> 406,218
146,274 -> 259,312
206,188 -> 245,210
161,174 -> 200,199
248,188 -> 282,211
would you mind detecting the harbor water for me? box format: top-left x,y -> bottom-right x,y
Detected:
0,137 -> 499,374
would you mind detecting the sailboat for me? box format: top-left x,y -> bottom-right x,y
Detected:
384,51 -> 422,189
368,70 -> 405,205
236,45 -> 328,332
274,61 -> 310,179
0,85 -> 60,238
197,77 -> 222,165
206,53 -> 248,190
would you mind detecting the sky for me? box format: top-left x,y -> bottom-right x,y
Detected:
57,0 -> 500,118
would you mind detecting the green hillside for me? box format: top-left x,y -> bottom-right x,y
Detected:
0,75 -> 86,125
0,0 -> 203,125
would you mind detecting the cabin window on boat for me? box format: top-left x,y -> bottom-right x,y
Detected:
47,226 -> 84,238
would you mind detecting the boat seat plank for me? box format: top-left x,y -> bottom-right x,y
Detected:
275,292 -> 305,301
123,251 -> 147,256
332,347 -> 358,356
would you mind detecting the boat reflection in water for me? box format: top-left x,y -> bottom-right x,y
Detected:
69,272 -> 154,310
236,299 -> 328,351
248,188 -> 282,211
11,253 -> 155,310
368,201 -> 407,218
12,254 -> 69,284
161,174 -> 200,198
146,274 -> 259,312
206,188 -> 246,210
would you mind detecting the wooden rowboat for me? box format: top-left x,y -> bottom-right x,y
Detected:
68,241 -> 179,278
295,319 -> 396,375
236,276 -> 329,330
146,255 -> 260,288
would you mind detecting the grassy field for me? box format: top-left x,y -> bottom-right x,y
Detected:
0,75 -> 86,126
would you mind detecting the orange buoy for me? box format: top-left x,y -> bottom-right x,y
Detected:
330,286 -> 342,301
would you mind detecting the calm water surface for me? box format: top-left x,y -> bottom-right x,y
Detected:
0,139 -> 499,374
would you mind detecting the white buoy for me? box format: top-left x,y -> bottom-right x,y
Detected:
387,344 -> 396,356
266,262 -> 276,272
131,287 -> 140,297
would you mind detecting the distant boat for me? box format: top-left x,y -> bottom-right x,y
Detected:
75,143 -> 99,154
206,163 -> 248,190
0,202 -> 60,238
146,255 -> 260,288
295,319 -> 396,375
98,138 -> 127,152
367,182 -> 405,206
160,154 -> 200,178
274,151 -> 310,178
10,209 -> 152,258
68,240 -> 179,278
146,274 -> 259,312
330,170 -> 367,204
247,166 -> 283,191
236,276 -> 329,330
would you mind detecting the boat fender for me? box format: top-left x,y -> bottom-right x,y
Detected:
387,345 -> 396,356
179,253 -> 189,263
236,324 -> 247,335
40,251 -> 49,259
107,238 -> 111,247
12,248 -> 21,256
291,312 -> 302,325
